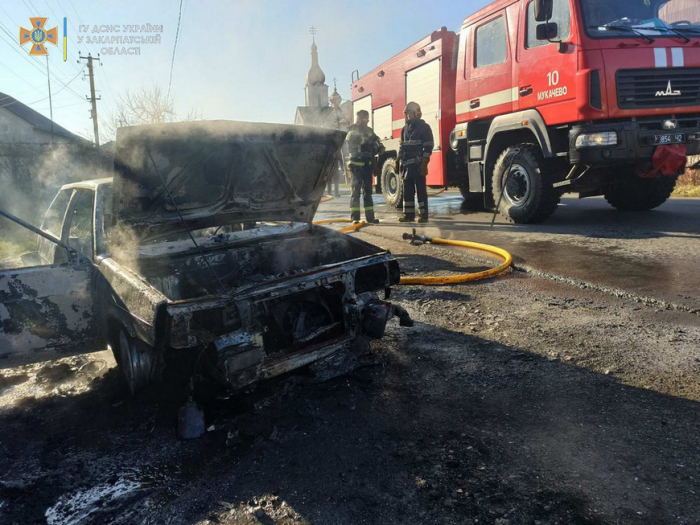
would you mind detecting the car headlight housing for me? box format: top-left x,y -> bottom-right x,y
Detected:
575,132 -> 618,148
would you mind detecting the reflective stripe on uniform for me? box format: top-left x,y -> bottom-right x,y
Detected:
403,139 -> 423,146
403,158 -> 421,165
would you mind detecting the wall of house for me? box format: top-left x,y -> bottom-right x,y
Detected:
0,109 -> 72,144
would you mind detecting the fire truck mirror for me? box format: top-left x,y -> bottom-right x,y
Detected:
534,0 -> 553,22
536,22 -> 559,41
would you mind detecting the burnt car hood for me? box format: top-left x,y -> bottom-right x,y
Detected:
113,120 -> 346,240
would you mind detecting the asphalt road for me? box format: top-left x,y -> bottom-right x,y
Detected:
317,191 -> 700,310
0,189 -> 698,524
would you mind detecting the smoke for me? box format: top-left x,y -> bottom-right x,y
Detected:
0,142 -> 112,253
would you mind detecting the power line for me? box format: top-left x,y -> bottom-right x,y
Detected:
0,66 -> 84,109
0,60 -> 46,95
65,0 -> 84,26
167,0 -> 185,97
36,99 -> 86,110
35,3 -> 87,78
4,4 -> 87,84
21,0 -> 41,16
0,25 -> 85,101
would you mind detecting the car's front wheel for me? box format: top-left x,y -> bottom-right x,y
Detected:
113,328 -> 159,394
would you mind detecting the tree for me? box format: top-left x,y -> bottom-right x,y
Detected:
102,84 -> 200,142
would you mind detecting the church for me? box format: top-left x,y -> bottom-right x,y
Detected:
294,33 -> 352,130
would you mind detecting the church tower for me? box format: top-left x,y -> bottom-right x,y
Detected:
304,29 -> 329,108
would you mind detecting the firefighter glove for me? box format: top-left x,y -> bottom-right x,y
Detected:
420,158 -> 429,177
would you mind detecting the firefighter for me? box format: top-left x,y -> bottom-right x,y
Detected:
397,101 -> 433,223
346,109 -> 385,224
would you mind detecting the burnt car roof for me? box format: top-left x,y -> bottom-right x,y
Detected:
112,120 -> 346,241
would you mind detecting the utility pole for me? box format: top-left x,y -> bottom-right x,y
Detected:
79,53 -> 101,150
46,55 -> 54,144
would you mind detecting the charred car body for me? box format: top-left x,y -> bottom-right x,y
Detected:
0,121 -> 411,393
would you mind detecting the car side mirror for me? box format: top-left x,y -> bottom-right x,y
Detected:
537,22 -> 559,41
534,0 -> 553,22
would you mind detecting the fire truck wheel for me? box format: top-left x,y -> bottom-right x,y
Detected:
381,158 -> 403,209
492,145 -> 560,224
604,170 -> 677,211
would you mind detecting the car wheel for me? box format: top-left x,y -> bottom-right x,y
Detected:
381,158 -> 403,209
116,328 -> 157,394
491,144 -> 560,223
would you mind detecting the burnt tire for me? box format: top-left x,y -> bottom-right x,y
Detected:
381,158 -> 403,209
604,171 -> 677,211
491,145 -> 560,224
114,328 -> 159,394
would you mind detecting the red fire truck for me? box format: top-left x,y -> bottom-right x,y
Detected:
351,0 -> 700,223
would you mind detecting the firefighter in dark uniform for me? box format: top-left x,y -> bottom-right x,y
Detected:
397,102 -> 433,223
347,109 -> 385,224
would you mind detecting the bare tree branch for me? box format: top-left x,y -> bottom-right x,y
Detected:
102,84 -> 197,142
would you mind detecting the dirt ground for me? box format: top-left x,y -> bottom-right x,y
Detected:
1,229 -> 699,525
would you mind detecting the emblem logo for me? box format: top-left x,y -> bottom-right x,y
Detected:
19,17 -> 58,56
656,81 -> 681,97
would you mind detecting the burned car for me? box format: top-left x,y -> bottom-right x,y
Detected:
0,121 -> 411,394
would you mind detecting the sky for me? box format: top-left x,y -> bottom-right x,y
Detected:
0,0 -> 491,142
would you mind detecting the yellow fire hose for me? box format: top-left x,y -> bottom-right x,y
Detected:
312,219 -> 513,284
312,217 -> 367,233
398,229 -> 512,285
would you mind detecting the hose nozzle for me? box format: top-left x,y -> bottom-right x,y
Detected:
402,228 -> 432,245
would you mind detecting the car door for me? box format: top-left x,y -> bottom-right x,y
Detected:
0,191 -> 99,366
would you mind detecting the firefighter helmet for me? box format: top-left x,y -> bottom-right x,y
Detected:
404,101 -> 422,118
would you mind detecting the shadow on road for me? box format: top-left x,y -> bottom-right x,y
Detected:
425,197 -> 700,242
0,318 -> 697,524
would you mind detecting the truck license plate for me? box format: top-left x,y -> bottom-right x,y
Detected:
654,133 -> 685,145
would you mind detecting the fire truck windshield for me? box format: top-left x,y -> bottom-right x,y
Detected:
583,0 -> 700,39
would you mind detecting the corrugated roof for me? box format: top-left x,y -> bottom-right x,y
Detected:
0,91 -> 85,141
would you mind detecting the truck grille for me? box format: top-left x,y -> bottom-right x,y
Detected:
617,68 -> 700,109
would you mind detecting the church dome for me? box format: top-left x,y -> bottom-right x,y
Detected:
329,86 -> 342,107
306,42 -> 326,85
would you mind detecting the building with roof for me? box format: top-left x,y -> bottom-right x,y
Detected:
294,35 -> 352,131
0,92 -> 107,224
0,92 -> 87,145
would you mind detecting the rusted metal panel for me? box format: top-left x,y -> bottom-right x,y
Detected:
0,263 -> 97,364
96,257 -> 168,346
112,121 -> 346,241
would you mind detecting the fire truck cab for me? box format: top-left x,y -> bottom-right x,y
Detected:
352,0 -> 700,223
